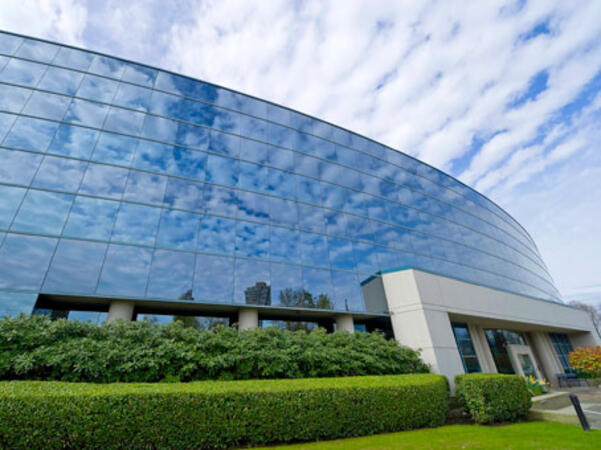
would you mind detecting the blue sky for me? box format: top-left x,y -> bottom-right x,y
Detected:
2,0 -> 600,306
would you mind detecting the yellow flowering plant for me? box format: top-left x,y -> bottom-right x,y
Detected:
525,374 -> 550,396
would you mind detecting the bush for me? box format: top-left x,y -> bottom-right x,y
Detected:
455,373 -> 531,424
0,315 -> 428,382
0,374 -> 448,449
569,346 -> 601,378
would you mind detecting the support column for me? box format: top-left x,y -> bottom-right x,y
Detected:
238,308 -> 258,330
107,300 -> 134,323
335,314 -> 354,333
529,331 -> 564,385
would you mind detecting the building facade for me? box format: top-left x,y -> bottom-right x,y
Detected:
0,31 -> 598,385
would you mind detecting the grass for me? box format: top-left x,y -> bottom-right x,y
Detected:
259,422 -> 600,449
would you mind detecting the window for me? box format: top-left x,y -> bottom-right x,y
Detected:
91,132 -> 139,166
146,250 -> 195,300
43,239 -> 107,294
452,323 -> 481,373
63,197 -> 119,240
64,99 -> 109,128
123,171 -> 167,204
0,149 -> 42,186
197,216 -> 236,255
193,254 -> 234,302
549,333 -> 574,374
79,164 -> 129,199
11,190 -> 73,235
156,210 -> 200,251
47,124 -> 99,159
0,234 -> 57,290
484,329 -> 526,374
22,93 -> 71,126
97,245 -> 152,297
31,156 -> 86,192
3,116 -> 58,152
77,74 -> 119,103
0,185 -> 26,229
111,203 -> 161,246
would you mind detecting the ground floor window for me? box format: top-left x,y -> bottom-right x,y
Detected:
451,323 -> 481,373
484,329 -> 526,374
549,332 -> 574,373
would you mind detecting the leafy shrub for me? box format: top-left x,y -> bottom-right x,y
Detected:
0,374 -> 449,449
0,315 -> 428,382
455,373 -> 531,424
569,346 -> 601,378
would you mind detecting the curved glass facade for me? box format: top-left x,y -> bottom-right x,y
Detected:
0,31 -> 561,318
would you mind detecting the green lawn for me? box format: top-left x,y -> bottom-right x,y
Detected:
260,422 -> 599,449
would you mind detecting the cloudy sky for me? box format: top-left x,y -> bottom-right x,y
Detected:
2,0 -> 600,305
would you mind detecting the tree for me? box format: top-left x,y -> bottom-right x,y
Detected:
276,288 -> 334,332
568,300 -> 601,338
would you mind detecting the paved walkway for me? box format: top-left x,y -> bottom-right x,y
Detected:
551,387 -> 601,429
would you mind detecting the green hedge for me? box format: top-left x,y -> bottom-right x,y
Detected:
0,374 -> 449,449
0,315 -> 428,382
455,373 -> 531,424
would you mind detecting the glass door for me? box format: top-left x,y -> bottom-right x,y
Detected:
507,344 -> 542,379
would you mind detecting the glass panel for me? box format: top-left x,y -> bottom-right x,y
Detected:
193,254 -> 234,302
156,209 -> 200,250
16,39 -> 58,62
104,107 -> 145,135
79,164 -> 129,199
328,237 -> 356,271
209,131 -> 241,157
0,83 -> 31,112
324,211 -> 348,237
97,244 -> 152,297
123,171 -> 167,204
163,178 -> 205,212
43,239 -> 107,294
297,204 -> 325,233
236,191 -> 269,222
269,198 -> 298,227
113,83 -> 152,111
270,262 -> 303,307
0,185 -> 26,229
77,74 -> 119,103
0,34 -> 23,55
0,149 -> 42,186
0,112 -> 15,142
141,115 -> 178,143
267,168 -> 295,199
0,234 -> 57,290
3,116 -> 58,151
299,232 -> 330,268
176,122 -> 209,148
518,353 -> 538,379
133,141 -> 174,173
238,160 -> 268,193
0,58 -> 46,86
64,99 -> 109,128
549,333 -> 574,373
302,267 -> 334,309
202,185 -> 239,217
197,215 -> 236,255
169,147 -> 206,180
146,249 -> 195,299
38,66 -> 84,96
331,271 -> 364,312
88,55 -> 125,79
63,196 -> 119,240
353,242 -> 381,275
234,258 -> 270,305
111,203 -> 161,245
47,124 -> 99,159
155,71 -> 218,102
121,63 -> 157,87
91,132 -> 139,165
0,291 -> 39,318
485,329 -> 516,374
205,154 -> 238,186
270,226 -> 300,262
11,190 -> 73,235
235,220 -> 269,259
31,155 -> 87,192
53,46 -> 94,71
452,323 -> 481,373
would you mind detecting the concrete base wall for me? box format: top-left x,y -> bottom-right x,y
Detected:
367,268 -> 600,389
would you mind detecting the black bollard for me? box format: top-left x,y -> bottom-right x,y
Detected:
569,394 -> 590,431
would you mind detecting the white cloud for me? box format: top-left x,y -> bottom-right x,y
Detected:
0,0 -> 87,46
2,0 -> 601,303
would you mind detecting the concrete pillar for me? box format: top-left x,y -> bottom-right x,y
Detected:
335,314 -> 354,333
107,300 -> 134,323
529,331 -> 564,385
468,324 -> 497,373
238,308 -> 258,330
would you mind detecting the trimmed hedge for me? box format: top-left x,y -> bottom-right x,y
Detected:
0,374 -> 449,449
455,373 -> 531,424
0,315 -> 428,382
